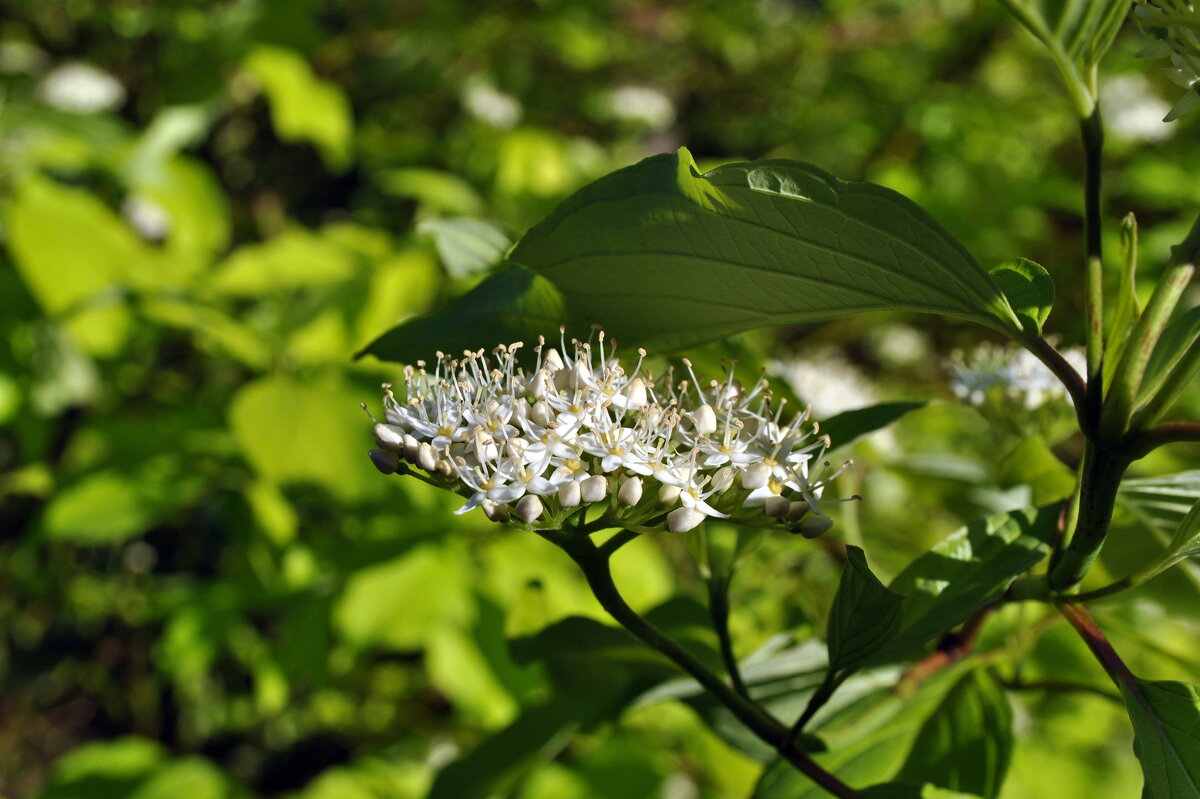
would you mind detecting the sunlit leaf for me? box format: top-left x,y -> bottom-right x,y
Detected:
208,227 -> 359,297
418,217 -> 512,279
335,543 -> 474,651
989,258 -> 1053,335
243,45 -> 354,171
1119,471 -> 1200,534
1122,679 -> 1200,798
228,374 -> 382,500
871,505 -> 1057,662
378,167 -> 485,215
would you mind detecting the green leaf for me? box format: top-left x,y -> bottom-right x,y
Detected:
1121,679 -> 1200,798
228,374 -> 382,500
821,402 -> 927,451
426,697 -> 592,799
897,668 -> 1014,799
1119,470 -> 1200,535
996,436 -> 1077,506
994,0 -> 1129,114
871,505 -> 1057,662
989,258 -> 1054,335
507,148 -> 1020,350
41,461 -> 201,545
243,45 -> 353,171
334,543 -> 474,651
1105,213 -> 1141,389
208,227 -> 359,297
417,217 -> 513,279
1138,307 -> 1200,407
750,666 -> 969,798
861,785 -> 983,799
357,265 -> 569,364
377,167 -> 485,215
827,546 -> 906,673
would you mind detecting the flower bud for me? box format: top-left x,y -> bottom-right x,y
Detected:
436,459 -> 454,476
402,434 -> 421,464
623,377 -> 648,410
559,480 -> 582,508
742,462 -> 770,490
530,400 -> 553,427
692,404 -> 718,436
711,467 -> 734,493
417,442 -> 439,472
763,496 -> 790,518
482,500 -> 507,523
581,475 -> 608,503
374,423 -> 406,451
515,495 -> 544,523
658,483 -> 681,505
618,476 -> 643,506
542,348 -> 564,372
797,515 -> 833,539
667,507 -> 705,533
369,449 -> 397,474
786,501 -> 810,522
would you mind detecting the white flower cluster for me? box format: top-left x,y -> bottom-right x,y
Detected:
948,343 -> 1087,410
1135,0 -> 1200,121
367,333 -> 845,536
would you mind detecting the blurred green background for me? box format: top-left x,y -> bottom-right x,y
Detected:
2,1 -> 1199,798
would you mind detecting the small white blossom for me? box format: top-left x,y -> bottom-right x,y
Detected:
366,331 -> 848,535
39,62 -> 125,113
948,343 -> 1087,410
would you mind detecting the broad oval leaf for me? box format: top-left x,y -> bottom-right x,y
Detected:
1122,679 -> 1200,798
509,148 -> 1021,350
897,668 -> 1014,799
870,505 -> 1058,663
827,546 -> 906,673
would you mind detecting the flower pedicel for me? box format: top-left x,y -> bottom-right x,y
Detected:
366,331 -> 849,536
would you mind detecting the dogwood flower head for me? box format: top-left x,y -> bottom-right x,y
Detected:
948,343 -> 1087,411
1135,0 -> 1200,120
366,331 -> 848,535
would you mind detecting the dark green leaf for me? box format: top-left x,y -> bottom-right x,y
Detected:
821,402 -> 927,451
1122,679 -> 1200,798
871,505 -> 1057,663
508,148 -> 1020,351
750,666 -> 968,798
426,696 -> 596,799
897,668 -> 1014,799
357,265 -> 569,363
827,546 -> 906,673
989,258 -> 1054,335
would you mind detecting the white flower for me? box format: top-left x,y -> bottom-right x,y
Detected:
1135,0 -> 1200,121
367,331 -> 849,535
770,350 -> 877,419
948,343 -> 1087,410
39,62 -> 125,113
